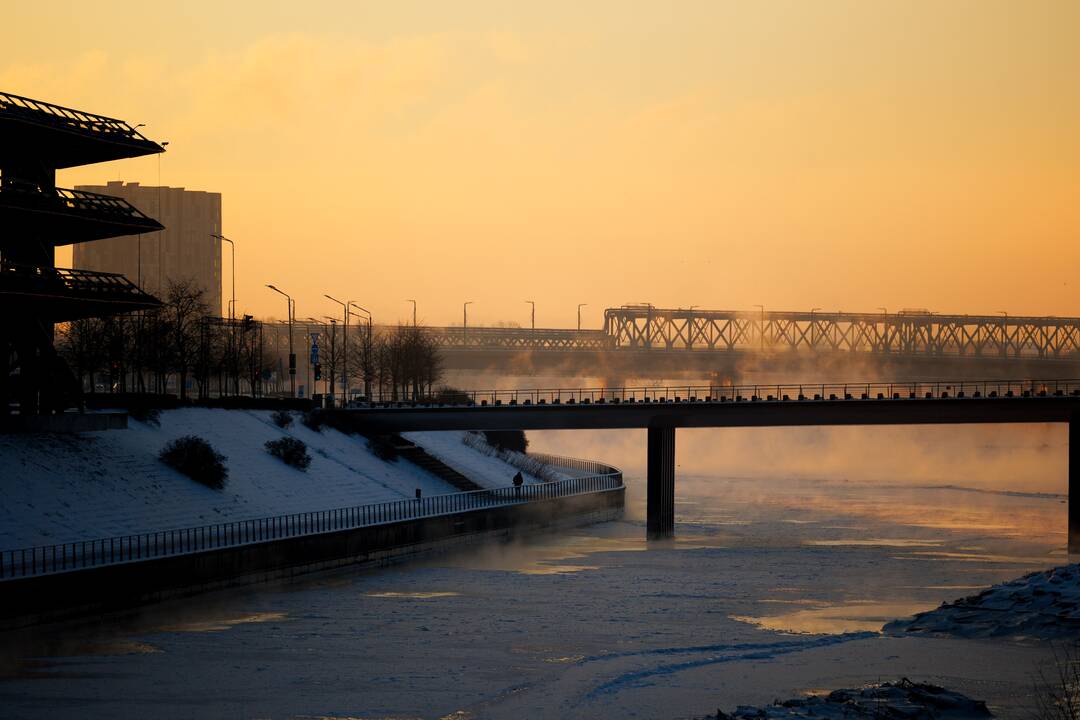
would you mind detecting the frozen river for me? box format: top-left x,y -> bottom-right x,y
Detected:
0,425 -> 1067,719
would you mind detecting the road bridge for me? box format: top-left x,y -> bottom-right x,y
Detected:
321,378 -> 1080,552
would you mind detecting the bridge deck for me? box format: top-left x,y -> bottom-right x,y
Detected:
322,384 -> 1080,550
326,394 -> 1079,432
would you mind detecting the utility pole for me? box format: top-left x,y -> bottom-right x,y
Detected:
525,300 -> 535,331
350,302 -> 372,400
210,234 -> 235,320
577,303 -> 587,331
406,299 -> 417,327
325,294 -> 350,406
266,285 -> 295,397
463,301 -> 473,343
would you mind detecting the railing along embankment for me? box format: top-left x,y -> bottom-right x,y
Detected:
0,453 -> 623,582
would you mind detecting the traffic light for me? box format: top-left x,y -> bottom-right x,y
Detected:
314,363 -> 322,381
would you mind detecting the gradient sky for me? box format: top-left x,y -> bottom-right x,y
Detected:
5,1 -> 1078,325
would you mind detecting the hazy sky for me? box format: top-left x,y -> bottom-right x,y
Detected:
6,1 -> 1078,325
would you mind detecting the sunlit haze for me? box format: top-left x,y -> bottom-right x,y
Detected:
6,1 -> 1079,325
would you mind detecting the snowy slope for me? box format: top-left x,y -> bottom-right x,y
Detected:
884,563 -> 1080,640
0,409 -> 537,548
405,431 -> 555,488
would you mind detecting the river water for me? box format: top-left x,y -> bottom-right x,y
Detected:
0,425 -> 1066,719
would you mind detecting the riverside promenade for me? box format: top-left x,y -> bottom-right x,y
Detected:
0,453 -> 623,628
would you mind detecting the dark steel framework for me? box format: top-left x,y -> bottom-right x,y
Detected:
417,307 -> 1080,363
1,91 -> 164,415
603,307 -> 1080,359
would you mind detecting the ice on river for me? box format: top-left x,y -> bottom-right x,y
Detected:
0,426 -> 1070,719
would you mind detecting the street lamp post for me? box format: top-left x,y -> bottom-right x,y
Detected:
322,316 -> 340,401
406,299 -> 417,327
577,303 -> 587,331
350,302 -> 373,400
266,284 -> 295,397
325,294 -> 350,406
463,301 -> 473,342
525,300 -> 535,331
210,234 -> 235,319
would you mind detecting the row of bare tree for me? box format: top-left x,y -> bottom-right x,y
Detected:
303,323 -> 444,402
56,279 -> 445,402
57,279 -> 271,400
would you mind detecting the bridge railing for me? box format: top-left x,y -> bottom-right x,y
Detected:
354,379 -> 1080,407
0,463 -> 623,582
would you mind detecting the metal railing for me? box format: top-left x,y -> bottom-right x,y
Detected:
0,261 -> 160,305
349,379 -> 1080,408
0,90 -> 159,146
0,181 -> 163,230
0,457 -> 622,581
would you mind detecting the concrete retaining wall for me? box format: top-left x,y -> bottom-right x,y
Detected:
0,486 -> 624,630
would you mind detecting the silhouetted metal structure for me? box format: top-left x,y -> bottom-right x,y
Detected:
424,306 -> 1080,360
602,307 -> 1080,359
0,91 -> 163,415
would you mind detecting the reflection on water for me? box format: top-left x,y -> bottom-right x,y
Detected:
366,591 -> 460,599
155,611 -> 287,634
47,640 -> 162,658
427,529 -> 730,575
897,550 -> 1062,564
731,601 -> 932,634
805,538 -> 942,547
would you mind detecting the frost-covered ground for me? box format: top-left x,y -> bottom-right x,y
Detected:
0,410 -> 547,547
0,421 -> 1067,720
712,679 -> 992,719
886,564 -> 1080,640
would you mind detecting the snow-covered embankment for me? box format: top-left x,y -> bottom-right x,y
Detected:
0,409 -> 554,549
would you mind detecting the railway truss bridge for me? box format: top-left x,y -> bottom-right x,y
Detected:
420,307 -> 1080,379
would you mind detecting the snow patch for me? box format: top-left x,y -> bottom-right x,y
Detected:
884,563 -> 1080,640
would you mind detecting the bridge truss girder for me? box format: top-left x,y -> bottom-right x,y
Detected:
602,309 -> 1080,360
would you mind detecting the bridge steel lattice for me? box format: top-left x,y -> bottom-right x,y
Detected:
602,308 -> 1080,360
420,309 -> 1080,359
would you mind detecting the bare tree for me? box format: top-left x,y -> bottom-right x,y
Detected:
166,279 -> 210,401
56,317 -> 105,392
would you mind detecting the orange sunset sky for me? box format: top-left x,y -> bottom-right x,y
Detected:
5,1 -> 1079,326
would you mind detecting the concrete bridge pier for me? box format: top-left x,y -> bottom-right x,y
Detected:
647,426 -> 676,539
1072,419 -> 1079,556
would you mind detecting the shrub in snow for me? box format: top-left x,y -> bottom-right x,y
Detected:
159,435 -> 228,489
271,409 -> 294,428
265,436 -> 311,470
302,410 -> 323,432
483,430 -> 528,453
